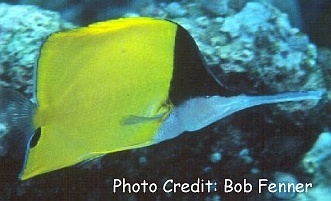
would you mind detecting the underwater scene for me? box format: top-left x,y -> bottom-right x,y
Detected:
0,0 -> 331,200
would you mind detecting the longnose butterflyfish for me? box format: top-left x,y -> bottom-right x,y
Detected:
0,17 -> 324,180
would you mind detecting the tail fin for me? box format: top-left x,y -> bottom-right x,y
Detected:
0,87 -> 36,160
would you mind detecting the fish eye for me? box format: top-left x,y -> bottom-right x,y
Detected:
29,127 -> 41,148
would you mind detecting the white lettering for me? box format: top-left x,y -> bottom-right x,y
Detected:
112,178 -> 158,193
224,179 -> 252,193
259,179 -> 313,194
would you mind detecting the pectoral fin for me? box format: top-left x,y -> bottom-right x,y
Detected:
121,114 -> 165,125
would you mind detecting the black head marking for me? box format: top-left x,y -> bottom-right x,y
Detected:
169,24 -> 228,105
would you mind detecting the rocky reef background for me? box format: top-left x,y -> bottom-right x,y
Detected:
0,0 -> 330,200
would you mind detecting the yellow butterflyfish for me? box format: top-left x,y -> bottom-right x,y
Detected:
0,17 -> 324,180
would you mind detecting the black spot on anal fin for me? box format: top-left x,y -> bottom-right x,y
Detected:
30,127 -> 41,148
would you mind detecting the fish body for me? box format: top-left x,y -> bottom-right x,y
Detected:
0,18 -> 324,180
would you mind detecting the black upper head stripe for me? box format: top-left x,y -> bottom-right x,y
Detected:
169,23 -> 228,105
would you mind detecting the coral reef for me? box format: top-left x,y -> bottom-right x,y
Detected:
297,132 -> 331,200
0,3 -> 75,96
201,0 -> 231,16
4,0 -> 331,47
0,1 -> 329,201
165,2 -> 324,95
302,132 -> 331,182
2,0 -> 157,25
